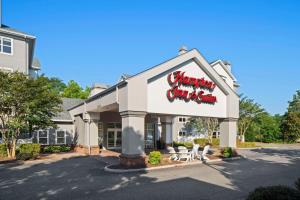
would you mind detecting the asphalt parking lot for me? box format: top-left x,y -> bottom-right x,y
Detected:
1,147 -> 300,200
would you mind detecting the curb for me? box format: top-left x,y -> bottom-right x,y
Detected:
104,156 -> 243,173
237,147 -> 280,150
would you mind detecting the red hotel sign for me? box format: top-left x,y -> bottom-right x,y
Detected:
167,71 -> 217,104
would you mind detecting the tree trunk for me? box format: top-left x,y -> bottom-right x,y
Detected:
240,134 -> 245,142
6,144 -> 12,158
11,137 -> 17,158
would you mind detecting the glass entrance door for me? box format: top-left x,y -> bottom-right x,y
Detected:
107,128 -> 122,149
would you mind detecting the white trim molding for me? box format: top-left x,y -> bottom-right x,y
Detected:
55,129 -> 67,145
37,130 -> 49,145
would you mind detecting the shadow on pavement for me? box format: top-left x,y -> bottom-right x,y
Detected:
0,148 -> 299,200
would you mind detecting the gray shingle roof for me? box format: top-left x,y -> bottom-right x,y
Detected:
52,98 -> 84,121
0,24 -> 36,38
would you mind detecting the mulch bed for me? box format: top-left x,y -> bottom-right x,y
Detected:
0,157 -> 18,164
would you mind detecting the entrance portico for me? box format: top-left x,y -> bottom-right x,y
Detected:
68,47 -> 239,168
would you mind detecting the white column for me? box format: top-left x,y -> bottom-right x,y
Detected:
220,118 -> 238,148
120,111 -> 146,156
83,112 -> 100,154
156,117 -> 162,142
165,116 -> 173,145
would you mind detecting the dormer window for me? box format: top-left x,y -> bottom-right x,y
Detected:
0,37 -> 13,55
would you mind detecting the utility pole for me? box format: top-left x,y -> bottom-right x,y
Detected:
0,0 -> 2,27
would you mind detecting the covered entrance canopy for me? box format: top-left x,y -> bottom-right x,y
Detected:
68,47 -> 239,167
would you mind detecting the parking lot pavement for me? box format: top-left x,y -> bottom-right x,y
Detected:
0,148 -> 300,200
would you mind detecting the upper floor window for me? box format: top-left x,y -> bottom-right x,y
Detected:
178,117 -> 186,123
0,37 -> 13,55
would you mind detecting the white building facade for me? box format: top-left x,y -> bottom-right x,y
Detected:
68,47 -> 239,167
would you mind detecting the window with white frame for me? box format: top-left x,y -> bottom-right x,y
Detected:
145,123 -> 155,149
178,117 -> 186,123
178,131 -> 186,137
56,130 -> 66,144
37,130 -> 48,145
0,37 -> 13,55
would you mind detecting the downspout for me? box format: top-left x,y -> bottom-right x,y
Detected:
116,85 -> 119,103
88,119 -> 91,155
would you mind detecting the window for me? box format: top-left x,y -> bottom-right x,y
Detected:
178,117 -> 186,123
98,122 -> 104,146
178,131 -> 186,137
37,130 -> 48,145
145,123 -> 155,149
56,130 -> 66,144
107,122 -> 121,129
0,37 -> 13,55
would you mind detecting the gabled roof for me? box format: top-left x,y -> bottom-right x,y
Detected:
68,48 -> 239,112
53,98 -> 84,121
127,48 -> 239,97
0,24 -> 36,39
0,24 -> 36,70
210,60 -> 237,81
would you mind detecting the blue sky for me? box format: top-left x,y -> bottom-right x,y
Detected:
3,0 -> 300,114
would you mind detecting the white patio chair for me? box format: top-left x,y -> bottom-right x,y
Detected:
167,147 -> 178,160
177,149 -> 192,162
191,144 -> 200,160
201,145 -> 210,161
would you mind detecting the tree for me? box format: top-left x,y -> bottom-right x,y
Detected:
186,117 -> 219,143
0,72 -> 61,158
185,117 -> 204,134
238,96 -> 265,142
47,77 -> 66,95
255,113 -> 281,143
62,80 -> 90,99
203,117 -> 219,143
281,90 -> 300,142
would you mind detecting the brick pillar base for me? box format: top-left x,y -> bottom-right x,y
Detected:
119,154 -> 146,169
74,145 -> 99,155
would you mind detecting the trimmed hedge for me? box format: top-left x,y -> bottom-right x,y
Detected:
42,145 -> 71,153
17,144 -> 40,160
247,185 -> 300,200
173,141 -> 193,149
148,151 -> 161,165
194,138 -> 220,147
173,138 -> 220,149
237,141 -> 257,148
0,144 -> 7,157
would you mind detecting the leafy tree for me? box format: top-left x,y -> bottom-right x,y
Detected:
0,72 -> 61,158
186,117 -> 219,143
255,113 -> 281,143
47,77 -> 66,95
185,117 -> 204,134
238,96 -> 265,142
287,90 -> 300,113
62,80 -> 90,99
281,90 -> 300,143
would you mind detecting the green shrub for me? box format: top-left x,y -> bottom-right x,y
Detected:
193,138 -> 220,147
60,146 -> 71,152
148,151 -> 161,165
173,141 -> 193,149
18,144 -> 40,160
247,185 -> 300,200
0,144 -> 7,157
42,145 -> 71,153
222,147 -> 233,158
16,153 -> 33,161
